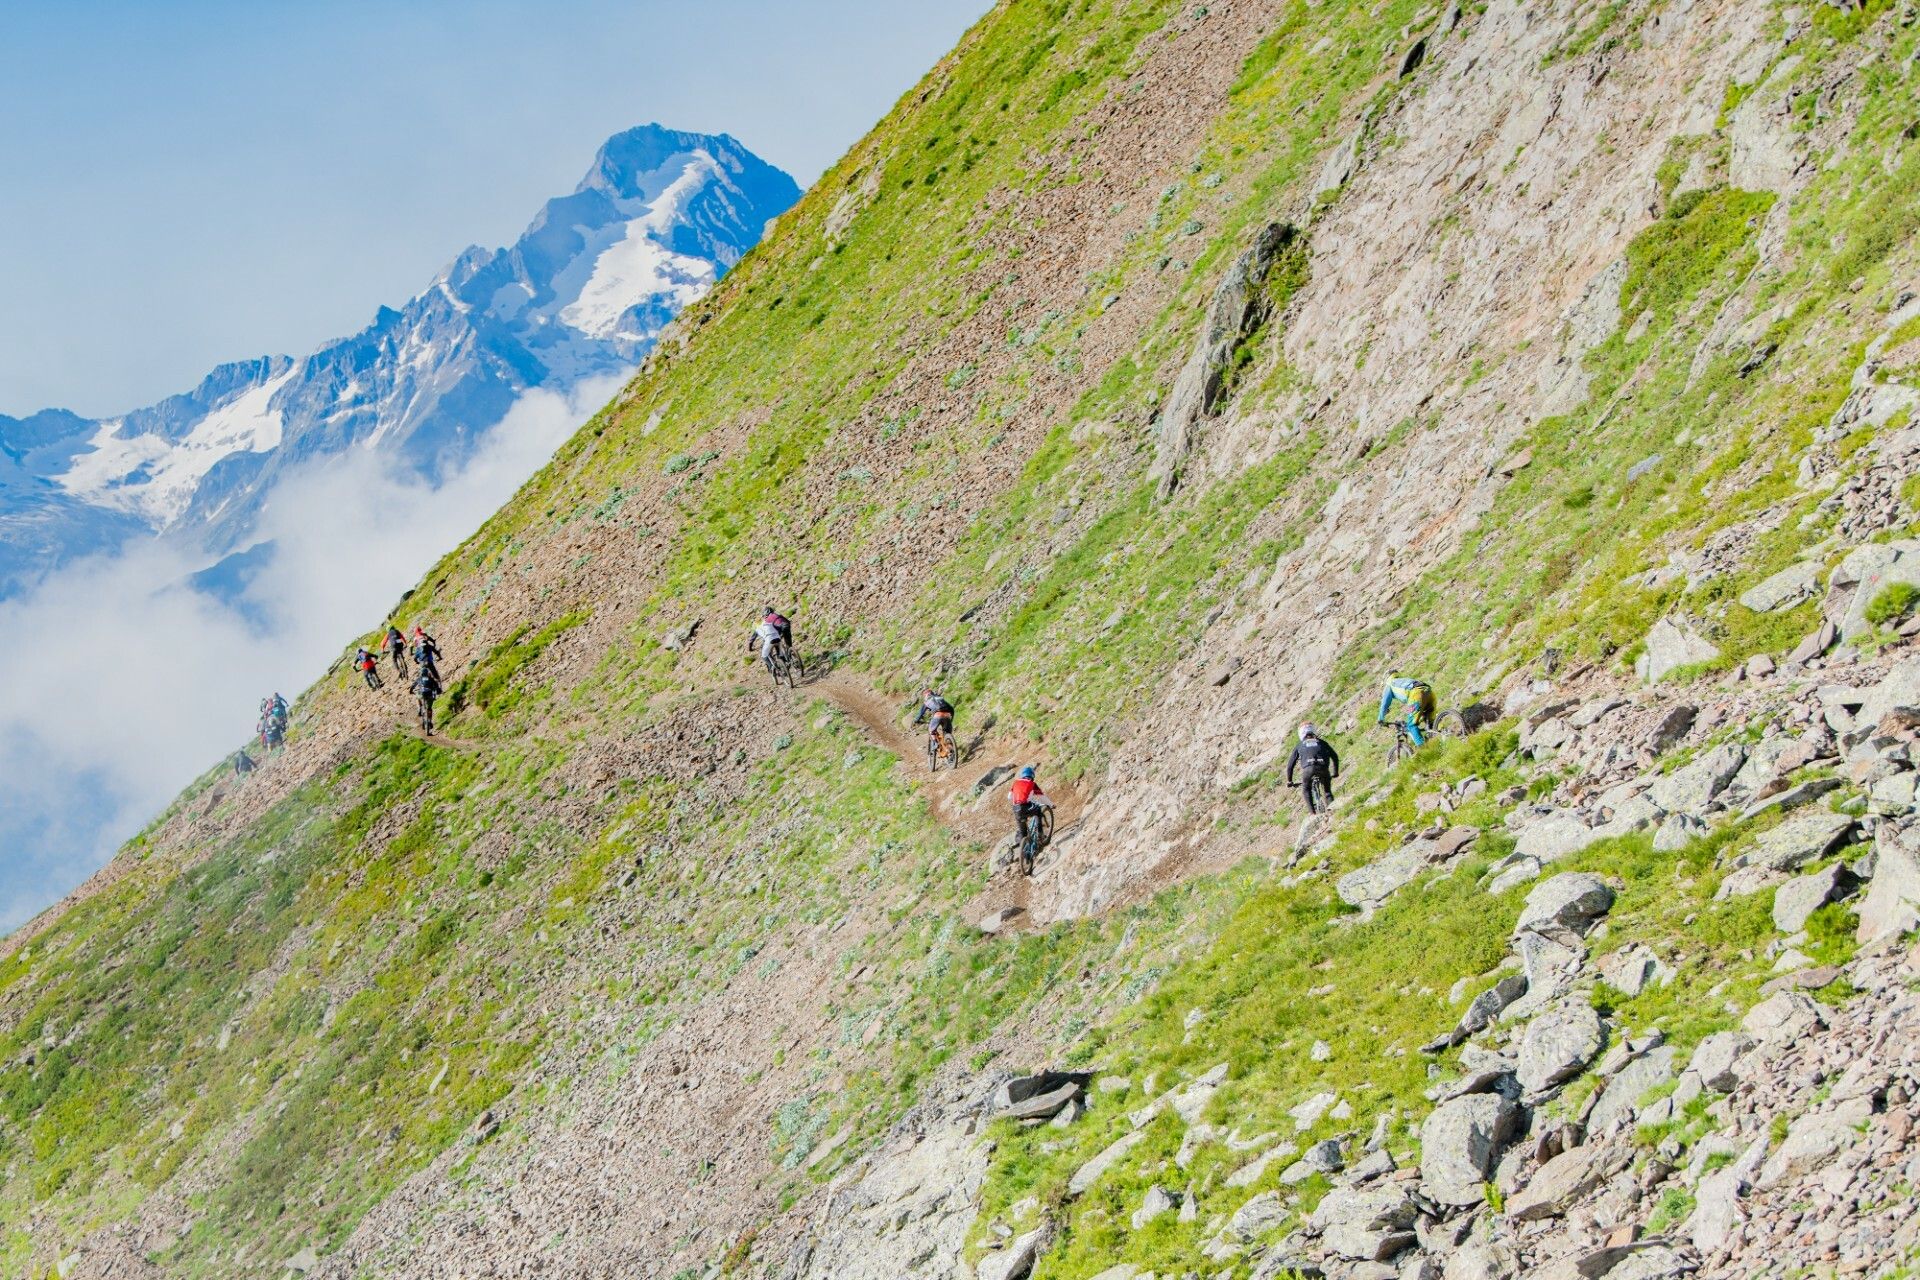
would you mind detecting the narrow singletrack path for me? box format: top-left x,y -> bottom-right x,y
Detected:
803,671 -> 1089,931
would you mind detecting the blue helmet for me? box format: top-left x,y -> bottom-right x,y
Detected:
1018,766 -> 1037,780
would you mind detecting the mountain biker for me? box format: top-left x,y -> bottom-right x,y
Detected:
412,667 -> 442,733
355,646 -> 382,690
384,625 -> 408,675
912,687 -> 955,743
1377,672 -> 1436,747
233,748 -> 254,776
268,692 -> 289,722
748,616 -> 787,670
1285,723 -> 1340,811
1009,766 -> 1054,853
411,625 -> 442,680
762,605 -> 793,654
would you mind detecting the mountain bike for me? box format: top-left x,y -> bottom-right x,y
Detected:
1384,709 -> 1467,765
391,647 -> 409,680
764,640 -> 801,688
361,665 -> 382,691
1018,805 -> 1055,876
926,718 -> 958,771
1292,772 -> 1334,815
417,694 -> 436,735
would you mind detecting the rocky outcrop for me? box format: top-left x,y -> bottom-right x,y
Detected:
1151,222 -> 1299,498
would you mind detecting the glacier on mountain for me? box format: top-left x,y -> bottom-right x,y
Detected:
0,124 -> 799,596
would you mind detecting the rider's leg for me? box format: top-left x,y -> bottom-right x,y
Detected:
1404,709 -> 1425,747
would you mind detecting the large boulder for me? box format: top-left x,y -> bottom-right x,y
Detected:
1338,845 -> 1430,910
1772,862 -> 1854,934
1515,999 -> 1605,1095
1647,743 -> 1746,815
1830,540 -> 1920,639
1505,1141 -> 1627,1221
1513,814 -> 1603,863
1858,823 -> 1920,943
1757,1112 -> 1860,1187
1739,560 -> 1821,612
1420,1093 -> 1519,1206
1855,657 -> 1920,728
1637,617 -> 1720,683
978,1227 -> 1048,1280
1587,1043 -> 1676,1133
1514,873 -> 1614,941
1741,990 -> 1826,1046
1686,1031 -> 1757,1092
1734,809 -> 1857,874
1067,1129 -> 1147,1198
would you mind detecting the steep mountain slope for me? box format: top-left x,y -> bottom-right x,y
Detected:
8,2 -> 1920,1279
0,125 -> 797,598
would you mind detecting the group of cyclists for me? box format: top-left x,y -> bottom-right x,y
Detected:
233,692 -> 291,774
745,602 -> 1440,872
354,622 -> 446,733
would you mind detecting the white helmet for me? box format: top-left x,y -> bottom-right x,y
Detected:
1299,723 -> 1317,741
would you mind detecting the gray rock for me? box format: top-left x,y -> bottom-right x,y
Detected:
1601,1245 -> 1694,1280
1832,541 -> 1920,639
1131,1184 -> 1177,1229
1487,857 -> 1544,895
1647,704 -> 1698,753
1758,1112 -> 1860,1187
1151,222 -> 1298,497
1772,862 -> 1854,933
1441,1239 -> 1517,1280
1648,743 -> 1746,815
1227,1189 -> 1289,1239
1740,560 -> 1822,612
1638,617 -> 1720,684
1507,930 -> 1587,1019
1595,944 -> 1661,997
1854,656 -> 1920,727
1739,775 -> 1844,821
1652,812 -> 1708,852
1736,809 -> 1857,874
1281,1137 -> 1345,1185
1857,823 -> 1920,942
1420,1093 -> 1519,1206
1513,814 -> 1602,862
1587,1043 -> 1676,1133
1338,845 -> 1430,909
1514,873 -> 1615,941
1688,1133 -> 1769,1254
1787,619 -> 1839,665
1686,1030 -> 1757,1092
1311,1184 -> 1417,1233
1505,1141 -> 1626,1221
977,1228 -> 1047,1280
1516,999 -> 1605,1094
1067,1130 -> 1147,1198
1444,973 -> 1530,1047
1741,990 -> 1826,1045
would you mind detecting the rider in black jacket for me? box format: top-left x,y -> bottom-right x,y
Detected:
1285,723 -> 1340,807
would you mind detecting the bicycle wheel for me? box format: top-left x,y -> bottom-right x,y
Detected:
1387,733 -> 1411,766
1307,775 -> 1331,814
784,649 -> 799,689
926,732 -> 939,771
1435,709 -> 1467,739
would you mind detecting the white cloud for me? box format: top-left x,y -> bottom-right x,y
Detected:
0,374 -> 623,933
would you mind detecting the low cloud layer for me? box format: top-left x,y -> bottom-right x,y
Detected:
0,375 -> 622,932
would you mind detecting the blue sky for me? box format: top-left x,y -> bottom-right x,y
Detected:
0,0 -> 988,418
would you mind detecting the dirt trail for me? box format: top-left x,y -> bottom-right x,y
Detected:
805,671 -> 1089,930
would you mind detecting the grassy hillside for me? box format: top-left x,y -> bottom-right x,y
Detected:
7,0 -> 1920,1276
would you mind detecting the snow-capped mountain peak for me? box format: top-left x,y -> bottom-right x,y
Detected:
0,125 -> 798,594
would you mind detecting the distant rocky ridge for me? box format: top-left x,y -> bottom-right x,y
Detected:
0,124 -> 799,598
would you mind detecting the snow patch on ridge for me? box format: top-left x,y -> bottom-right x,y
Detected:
560,224 -> 714,340
57,371 -> 295,525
